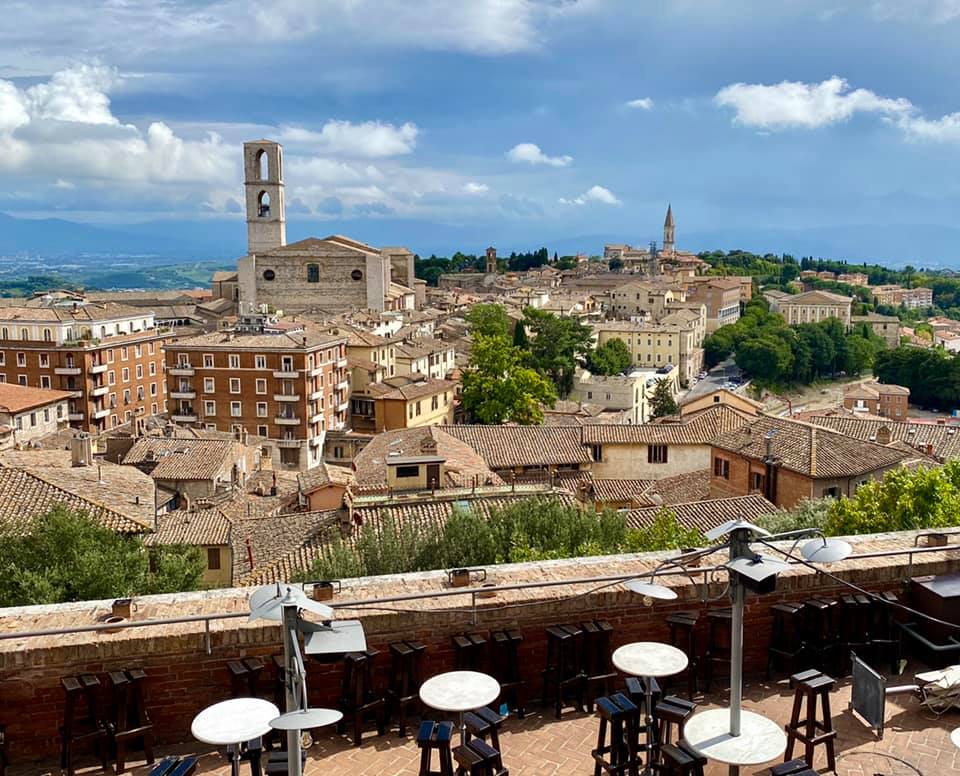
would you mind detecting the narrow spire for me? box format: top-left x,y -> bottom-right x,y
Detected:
664,204 -> 674,227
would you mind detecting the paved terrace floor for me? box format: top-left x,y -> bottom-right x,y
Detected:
15,663 -> 960,776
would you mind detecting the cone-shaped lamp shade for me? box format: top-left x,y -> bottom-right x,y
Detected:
249,583 -> 334,621
624,579 -> 678,600
800,538 -> 852,564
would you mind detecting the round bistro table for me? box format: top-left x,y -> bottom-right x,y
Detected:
419,670 -> 501,745
192,697 -> 280,776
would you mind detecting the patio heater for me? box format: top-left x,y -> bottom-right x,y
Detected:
626,519 -> 852,776
249,583 -> 367,776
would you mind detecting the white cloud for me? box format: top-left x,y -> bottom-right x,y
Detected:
559,185 -> 621,206
279,120 -> 419,158
714,76 -> 912,129
507,142 -> 573,167
869,0 -> 960,22
625,97 -> 654,110
897,112 -> 960,142
24,63 -> 119,125
463,181 -> 490,194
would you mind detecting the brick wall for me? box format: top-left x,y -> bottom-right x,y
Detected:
1,537 -> 956,763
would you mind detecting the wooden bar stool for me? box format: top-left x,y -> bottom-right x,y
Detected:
592,695 -> 640,776
769,759 -> 816,775
623,678 -> 659,760
658,742 -> 706,776
60,674 -> 109,775
387,640 -> 426,736
339,649 -> 387,746
784,672 -> 836,772
108,669 -> 155,774
453,633 -> 488,671
580,620 -> 617,712
417,721 -> 455,776
704,608 -> 732,693
655,696 -> 696,756
490,630 -> 525,718
767,603 -> 806,679
870,590 -> 902,674
541,625 -> 584,718
802,599 -> 840,676
464,709 -> 504,769
241,657 -> 264,696
666,611 -> 700,698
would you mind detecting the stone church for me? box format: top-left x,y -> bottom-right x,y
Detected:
234,140 -> 417,314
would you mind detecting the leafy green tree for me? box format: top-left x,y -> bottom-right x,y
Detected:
0,506 -> 203,607
756,498 -> 833,535
650,378 -> 678,418
512,321 -> 529,350
703,328 -> 736,369
622,508 -> 703,553
586,338 -> 632,376
735,334 -> 793,382
461,334 -> 557,424
521,307 -> 593,397
465,304 -> 511,338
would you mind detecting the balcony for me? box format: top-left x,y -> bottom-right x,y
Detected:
168,366 -> 195,376
310,389 -> 324,401
273,369 -> 299,379
338,400 -> 350,412
67,390 -> 84,399
274,393 -> 301,402
171,413 -> 197,423
275,415 -> 301,426
55,366 -> 82,376
170,390 -> 197,400
275,438 -> 303,448
90,363 -> 108,375
310,412 -> 324,424
67,412 -> 84,421
337,357 -> 348,368
337,379 -> 351,392
91,385 -> 109,397
92,408 -> 110,420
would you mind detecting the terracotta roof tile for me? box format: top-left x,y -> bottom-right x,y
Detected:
625,494 -> 776,534
810,415 -> 960,460
145,508 -> 232,546
581,405 -> 751,445
124,438 -> 241,481
0,384 -> 72,413
441,425 -> 592,469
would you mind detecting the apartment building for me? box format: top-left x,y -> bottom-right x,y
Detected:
872,285 -> 934,310
777,290 -> 852,328
0,300 -> 168,433
163,327 -> 349,471
684,276 -> 742,332
394,337 -> 456,380
594,320 -> 704,387
842,381 -> 910,419
608,281 -> 683,320
0,383 -> 71,449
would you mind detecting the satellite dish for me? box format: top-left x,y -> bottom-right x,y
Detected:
249,583 -> 334,622
624,579 -> 678,600
800,538 -> 852,564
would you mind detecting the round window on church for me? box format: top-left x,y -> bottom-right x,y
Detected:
262,269 -> 276,281
351,269 -> 363,281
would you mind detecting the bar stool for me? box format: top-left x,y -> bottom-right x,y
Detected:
655,696 -> 695,751
592,695 -> 640,776
802,599 -> 840,676
464,711 -> 504,770
339,649 -> 387,746
704,608 -> 732,693
417,721 -> 455,776
840,595 -> 872,672
623,678 -> 659,760
666,611 -> 699,698
272,654 -> 286,711
387,640 -> 426,737
542,625 -> 584,718
870,590 -> 902,674
60,674 -> 109,775
490,630 -> 525,718
658,742 -> 706,776
454,738 -> 505,776
767,603 -> 806,679
453,633 -> 488,671
107,669 -> 155,774
580,620 -> 617,712
770,759 -> 816,775
784,671 -> 836,772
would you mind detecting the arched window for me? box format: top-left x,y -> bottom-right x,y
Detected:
256,149 -> 268,181
307,264 -> 320,283
258,190 -> 271,218
101,326 -> 108,338
20,328 -> 28,340
42,328 -> 52,341
1,328 -> 8,339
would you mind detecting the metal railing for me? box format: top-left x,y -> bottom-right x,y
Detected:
1,541 -> 958,655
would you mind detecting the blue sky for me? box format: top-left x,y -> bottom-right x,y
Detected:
2,0 -> 960,258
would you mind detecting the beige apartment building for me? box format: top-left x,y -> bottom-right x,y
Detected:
395,338 -> 456,380
0,383 -> 71,449
684,276 -> 742,332
608,281 -> 684,320
163,325 -> 349,471
0,299 -> 168,433
777,290 -> 852,328
872,285 -> 933,310
594,320 -> 704,387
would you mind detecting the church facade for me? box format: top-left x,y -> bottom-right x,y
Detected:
235,140 -> 416,315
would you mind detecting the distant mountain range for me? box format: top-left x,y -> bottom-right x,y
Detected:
2,212 -> 959,269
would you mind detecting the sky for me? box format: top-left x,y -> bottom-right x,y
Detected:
2,0 -> 960,258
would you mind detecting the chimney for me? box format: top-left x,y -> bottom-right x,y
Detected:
876,425 -> 891,445
70,433 -> 93,467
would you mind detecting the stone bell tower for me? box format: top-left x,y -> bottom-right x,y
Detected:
244,140 -> 286,255
663,204 -> 675,257
485,246 -> 497,274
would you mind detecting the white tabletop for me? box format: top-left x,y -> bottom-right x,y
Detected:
270,708 -> 343,731
951,727 -> 960,750
612,642 -> 689,678
683,708 -> 787,766
191,698 -> 280,746
419,671 -> 500,713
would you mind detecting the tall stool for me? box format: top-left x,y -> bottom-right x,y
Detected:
840,595 -> 872,672
417,721 -> 455,776
542,625 -> 584,718
802,599 -> 840,675
60,674 -> 109,775
490,630 -> 525,718
387,640 -> 426,737
704,608 -> 732,693
784,671 -> 837,772
454,738 -> 504,776
108,669 -> 155,774
870,591 -> 902,674
339,649 -> 387,746
454,633 -> 488,671
580,620 -> 617,712
464,711 -> 504,770
770,759 -> 816,775
767,603 -> 806,679
592,694 -> 640,776
655,696 -> 695,757
624,677 -> 659,761
658,742 -> 706,776
666,611 -> 700,698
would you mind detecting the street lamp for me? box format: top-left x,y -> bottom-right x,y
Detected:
624,518 -> 852,775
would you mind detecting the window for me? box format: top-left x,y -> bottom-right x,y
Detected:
43,408 -> 49,422
351,269 -> 363,281
204,400 -> 216,416
416,400 -> 422,416
150,382 -> 157,396
42,328 -> 51,342
16,353 -> 25,367
17,375 -> 26,386
255,378 -> 267,394
20,328 -> 27,340
648,444 -> 668,464
307,263 -> 320,283
229,354 -> 240,369
122,367 -> 129,382
590,444 -> 603,462
39,353 -> 49,368
256,402 -> 268,417
255,355 -> 266,369
149,361 -> 156,376
823,486 -> 840,499
107,350 -> 115,363
134,344 -> 142,357
230,401 -> 242,417
121,346 -> 128,361
148,342 -> 155,355
136,364 -> 143,379
713,457 -> 730,479
108,370 -> 116,385
257,425 -> 268,437
281,356 -> 294,371
0,353 -> 4,366
229,378 -> 241,393
30,412 -> 36,427
395,465 -> 420,479
262,269 -> 275,281
333,446 -> 343,459
431,395 -> 438,411
203,354 -> 214,368
204,377 -> 215,393
123,389 -> 131,404
41,375 -> 50,389
137,387 -> 145,400
750,471 -> 765,492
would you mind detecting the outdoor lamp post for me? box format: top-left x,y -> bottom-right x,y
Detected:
625,519 -> 852,776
